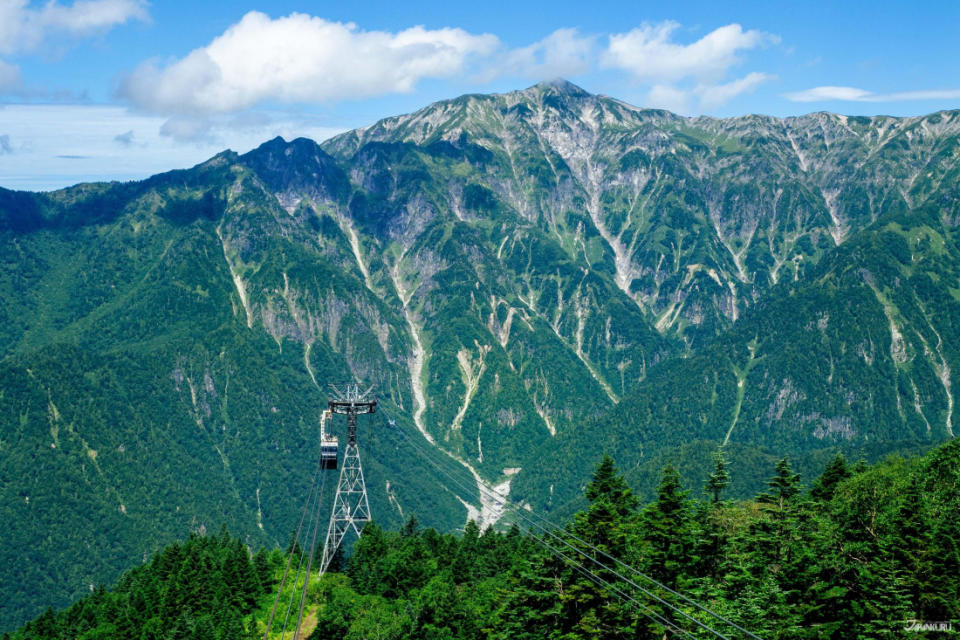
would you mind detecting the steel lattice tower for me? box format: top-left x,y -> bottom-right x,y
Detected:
320,385 -> 376,574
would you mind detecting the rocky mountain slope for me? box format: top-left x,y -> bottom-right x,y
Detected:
1,80 -> 958,627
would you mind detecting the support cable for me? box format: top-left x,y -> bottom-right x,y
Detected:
263,455 -> 323,640
381,414 -> 737,640
523,524 -> 698,638
279,476 -> 321,640
387,421 -> 704,637
473,469 -> 766,640
380,413 -> 692,636
293,466 -> 329,640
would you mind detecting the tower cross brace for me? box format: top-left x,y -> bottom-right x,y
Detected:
320,387 -> 376,573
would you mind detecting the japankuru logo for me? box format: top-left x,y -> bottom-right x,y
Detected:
903,620 -> 955,633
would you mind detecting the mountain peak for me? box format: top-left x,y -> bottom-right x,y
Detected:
528,78 -> 592,97
239,135 -> 349,202
245,135 -> 321,156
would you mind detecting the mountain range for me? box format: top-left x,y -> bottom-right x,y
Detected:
2,79 -> 958,628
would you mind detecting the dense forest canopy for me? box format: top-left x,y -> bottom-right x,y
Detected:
9,438 -> 959,639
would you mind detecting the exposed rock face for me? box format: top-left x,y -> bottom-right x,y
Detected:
326,81 -> 960,344
2,79 -> 959,628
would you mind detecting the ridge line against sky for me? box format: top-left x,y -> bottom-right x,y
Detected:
0,0 -> 958,191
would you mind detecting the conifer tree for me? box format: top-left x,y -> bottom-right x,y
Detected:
327,543 -> 347,573
561,456 -> 640,639
572,454 -> 638,558
640,464 -> 693,586
252,548 -> 272,593
706,447 -> 730,503
453,519 -> 481,583
810,452 -> 851,502
762,456 -> 801,509
284,529 -> 302,557
635,465 -> 695,637
402,514 -> 419,537
890,477 -> 940,617
492,544 -> 565,640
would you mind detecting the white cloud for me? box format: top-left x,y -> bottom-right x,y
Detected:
783,86 -> 870,102
114,14 -> 779,121
113,129 -> 134,146
697,72 -> 774,110
121,11 -> 500,116
603,21 -> 778,82
0,133 -> 12,154
0,0 -> 148,55
602,21 -> 778,112
785,85 -> 960,103
0,59 -> 21,91
646,84 -> 691,113
645,71 -> 774,115
501,28 -> 596,80
160,116 -> 215,142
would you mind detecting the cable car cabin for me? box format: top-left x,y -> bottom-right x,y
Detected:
321,435 -> 338,470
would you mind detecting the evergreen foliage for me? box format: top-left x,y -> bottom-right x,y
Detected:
706,448 -> 730,504
7,528 -> 270,640
11,441 -> 960,639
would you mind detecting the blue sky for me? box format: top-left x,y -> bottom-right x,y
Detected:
1,0 -> 958,190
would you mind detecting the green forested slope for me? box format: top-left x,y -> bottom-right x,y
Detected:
514,204 -> 960,515
0,159 -> 471,627
10,438 -> 960,639
7,527 -> 273,640
2,80 -> 960,628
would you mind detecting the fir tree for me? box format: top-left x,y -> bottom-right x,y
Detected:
452,519 -> 481,583
561,456 -> 640,639
761,456 -> 801,509
572,454 -> 639,558
284,529 -> 302,557
252,548 -> 272,593
810,452 -> 851,502
639,464 -> 695,584
705,447 -> 730,504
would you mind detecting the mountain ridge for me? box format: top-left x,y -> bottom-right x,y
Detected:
1,79 -> 958,628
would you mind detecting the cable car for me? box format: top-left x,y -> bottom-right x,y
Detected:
320,410 -> 338,470
321,436 -> 338,470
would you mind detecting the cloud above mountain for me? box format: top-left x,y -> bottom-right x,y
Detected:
603,22 -> 776,82
121,11 -> 499,115
785,86 -> 960,102
498,28 -> 596,80
119,12 -> 778,129
0,0 -> 148,55
602,22 -> 779,114
0,0 -> 147,97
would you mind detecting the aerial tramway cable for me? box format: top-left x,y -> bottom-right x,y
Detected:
264,455 -> 323,640
515,486 -> 767,640
280,470 -> 327,640
292,461 -> 329,640
278,501 -> 312,640
380,411 -> 751,640
383,417 -> 715,638
443,443 -> 766,640
264,453 -> 328,640
269,386 -> 375,639
522,525 -> 698,639
264,402 -> 761,639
